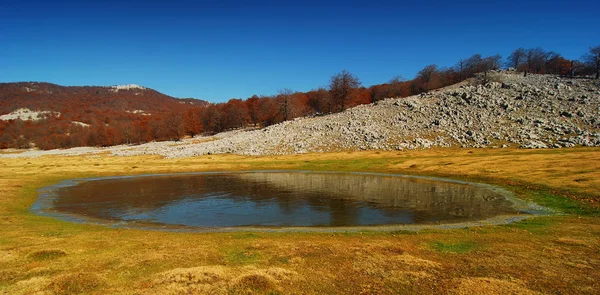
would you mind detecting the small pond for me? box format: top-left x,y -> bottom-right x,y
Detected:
34,171 -> 525,229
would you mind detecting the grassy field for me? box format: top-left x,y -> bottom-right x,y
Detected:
0,148 -> 599,294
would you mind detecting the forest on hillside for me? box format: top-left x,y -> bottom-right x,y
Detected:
1,45 -> 599,150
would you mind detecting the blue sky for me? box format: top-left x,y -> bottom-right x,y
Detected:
1,0 -> 598,102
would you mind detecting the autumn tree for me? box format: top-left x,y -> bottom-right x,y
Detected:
348,87 -> 371,107
291,92 -> 309,117
415,64 -> 442,91
201,105 -> 222,134
274,89 -> 310,121
329,70 -> 361,111
546,54 -> 571,75
255,97 -> 279,126
221,99 -> 250,130
160,112 -> 183,140
387,75 -> 407,98
121,122 -> 133,144
307,88 -> 332,114
583,45 -> 600,79
245,95 -> 260,126
132,119 -> 152,143
183,107 -> 203,136
370,84 -> 389,102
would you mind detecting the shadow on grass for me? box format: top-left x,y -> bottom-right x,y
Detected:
28,249 -> 67,261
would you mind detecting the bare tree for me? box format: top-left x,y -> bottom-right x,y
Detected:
583,45 -> 600,79
486,54 -> 502,70
277,88 -> 293,121
525,47 -> 547,75
571,60 -> 586,77
477,54 -> 502,82
455,59 -> 466,80
506,48 -> 526,69
329,70 -> 361,111
465,54 -> 483,75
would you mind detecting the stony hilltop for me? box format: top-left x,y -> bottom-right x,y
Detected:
2,71 -> 599,158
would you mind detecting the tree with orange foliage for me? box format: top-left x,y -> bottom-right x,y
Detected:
132,119 -> 152,143
161,112 -> 184,140
183,107 -> 203,137
276,89 -> 293,121
245,95 -> 260,126
416,65 -> 442,92
348,88 -> 371,108
307,88 -> 331,114
546,55 -> 572,76
222,99 -> 250,130
201,105 -> 222,134
255,97 -> 279,126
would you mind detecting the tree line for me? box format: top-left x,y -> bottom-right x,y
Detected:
176,45 -> 599,136
1,45 -> 598,150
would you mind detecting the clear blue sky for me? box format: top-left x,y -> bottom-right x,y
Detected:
1,0 -> 598,102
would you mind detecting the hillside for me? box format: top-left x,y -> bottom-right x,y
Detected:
2,71 -> 599,158
0,82 -> 208,149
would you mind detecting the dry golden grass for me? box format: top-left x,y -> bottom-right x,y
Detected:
0,147 -> 599,294
450,277 -> 541,295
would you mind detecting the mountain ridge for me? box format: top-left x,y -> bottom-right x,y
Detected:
0,82 -> 209,149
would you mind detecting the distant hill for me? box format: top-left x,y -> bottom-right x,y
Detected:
0,82 -> 208,116
0,82 -> 209,149
4,71 -> 598,159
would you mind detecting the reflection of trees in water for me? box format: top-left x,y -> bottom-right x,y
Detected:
236,173 -> 516,223
54,173 -> 517,224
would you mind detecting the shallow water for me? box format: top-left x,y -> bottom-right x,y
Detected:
45,172 -> 520,228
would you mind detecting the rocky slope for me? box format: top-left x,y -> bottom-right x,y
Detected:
3,71 -> 599,158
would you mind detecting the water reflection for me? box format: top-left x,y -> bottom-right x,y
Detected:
52,172 -> 517,227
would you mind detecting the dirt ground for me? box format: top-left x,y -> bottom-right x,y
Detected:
1,147 -> 599,294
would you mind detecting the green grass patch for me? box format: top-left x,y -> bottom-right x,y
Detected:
297,158 -> 390,172
388,230 -> 419,235
429,241 -> 478,254
459,176 -> 600,217
503,217 -> 553,234
224,247 -> 259,265
529,190 -> 600,216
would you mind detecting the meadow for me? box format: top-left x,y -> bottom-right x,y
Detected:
1,148 -> 599,294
